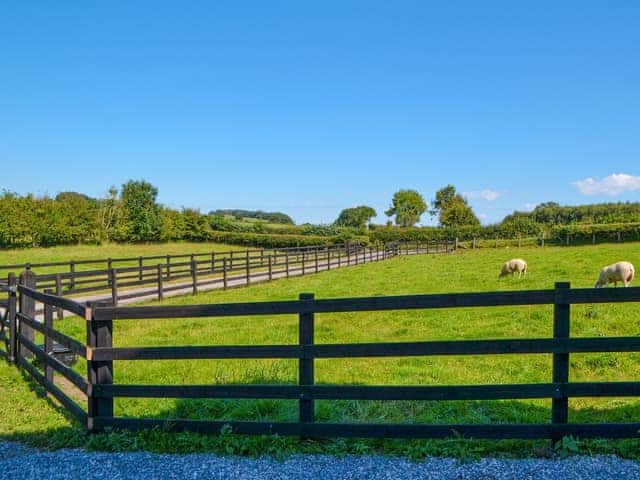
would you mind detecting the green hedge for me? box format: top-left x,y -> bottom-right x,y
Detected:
549,223 -> 640,244
207,231 -> 369,248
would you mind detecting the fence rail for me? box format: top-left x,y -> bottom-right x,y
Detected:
3,280 -> 640,443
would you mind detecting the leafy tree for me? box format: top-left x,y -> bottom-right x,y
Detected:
385,190 -> 427,227
431,185 -> 480,227
334,206 -> 377,228
119,180 -> 162,242
439,196 -> 480,227
181,208 -> 210,240
430,184 -> 456,219
97,186 -> 121,241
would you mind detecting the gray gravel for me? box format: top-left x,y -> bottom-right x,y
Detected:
1,440 -> 640,479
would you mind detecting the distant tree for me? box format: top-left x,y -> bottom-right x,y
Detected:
119,180 -> 162,241
209,209 -> 294,224
430,185 -> 480,227
97,186 -> 120,241
181,208 -> 209,241
429,184 -> 456,219
385,190 -> 427,227
334,205 -> 377,228
439,196 -> 480,227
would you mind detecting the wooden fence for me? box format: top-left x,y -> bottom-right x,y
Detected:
4,281 -> 640,442
2,240 -> 454,311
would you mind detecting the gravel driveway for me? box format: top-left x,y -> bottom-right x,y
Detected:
2,440 -> 639,480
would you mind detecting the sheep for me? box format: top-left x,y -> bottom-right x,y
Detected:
499,258 -> 527,278
594,261 -> 635,288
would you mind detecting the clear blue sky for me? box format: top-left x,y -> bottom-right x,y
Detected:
2,1 -> 639,225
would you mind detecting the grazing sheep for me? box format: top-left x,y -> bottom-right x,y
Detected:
499,258 -> 527,278
594,261 -> 635,288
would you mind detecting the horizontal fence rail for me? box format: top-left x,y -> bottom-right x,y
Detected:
4,280 -> 640,443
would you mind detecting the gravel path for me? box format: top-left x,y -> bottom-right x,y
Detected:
1,440 -> 639,480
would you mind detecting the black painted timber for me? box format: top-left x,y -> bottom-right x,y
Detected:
91,417 -> 640,439
93,383 -> 561,401
88,337 -> 640,362
18,285 -> 86,317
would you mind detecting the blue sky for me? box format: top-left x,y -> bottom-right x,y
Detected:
2,2 -> 639,225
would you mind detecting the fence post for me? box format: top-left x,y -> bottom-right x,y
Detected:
86,302 -> 114,433
592,233 -> 596,245
518,234 -> 522,248
69,261 -> 76,290
223,258 -> 228,290
157,264 -> 164,301
55,273 -> 63,320
106,258 -> 113,282
314,248 -> 319,273
166,255 -> 171,279
261,249 -> 265,267
7,273 -> 17,362
138,256 -> 143,282
109,269 -> 118,306
191,260 -> 198,295
301,251 -> 306,276
551,281 -> 571,445
245,251 -> 251,285
211,252 -> 216,273
44,288 -> 54,384
327,248 -> 331,270
299,293 -> 315,432
268,255 -> 273,281
541,232 -> 545,248
566,233 -> 570,246
285,253 -> 290,278
18,269 -> 36,358
472,238 -> 476,249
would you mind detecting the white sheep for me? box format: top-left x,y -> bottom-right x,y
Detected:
594,261 -> 635,288
499,258 -> 527,278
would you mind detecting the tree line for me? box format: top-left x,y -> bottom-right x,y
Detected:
2,180 -> 640,249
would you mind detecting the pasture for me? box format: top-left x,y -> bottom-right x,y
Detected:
0,242 -> 245,275
2,242 -> 640,458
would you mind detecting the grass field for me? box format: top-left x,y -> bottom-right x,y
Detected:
0,242 -> 246,274
2,242 -> 640,459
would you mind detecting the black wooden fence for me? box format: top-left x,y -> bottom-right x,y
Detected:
3,240 -> 453,311
4,282 -> 640,442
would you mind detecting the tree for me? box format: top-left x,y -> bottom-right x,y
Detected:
119,180 -> 162,241
431,185 -> 480,227
430,184 -> 456,219
439,196 -> 480,227
334,206 -> 377,229
385,190 -> 427,227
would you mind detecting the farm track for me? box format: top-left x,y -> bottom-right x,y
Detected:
25,249 -> 428,320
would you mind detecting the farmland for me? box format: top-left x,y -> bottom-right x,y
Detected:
2,242 -> 640,458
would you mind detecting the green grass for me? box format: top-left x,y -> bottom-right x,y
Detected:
2,242 -> 640,459
0,242 -> 246,275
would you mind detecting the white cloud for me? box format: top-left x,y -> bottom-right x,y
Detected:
463,189 -> 501,201
574,173 -> 640,196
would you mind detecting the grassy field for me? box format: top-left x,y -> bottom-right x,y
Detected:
2,242 -> 640,459
0,242 -> 246,273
